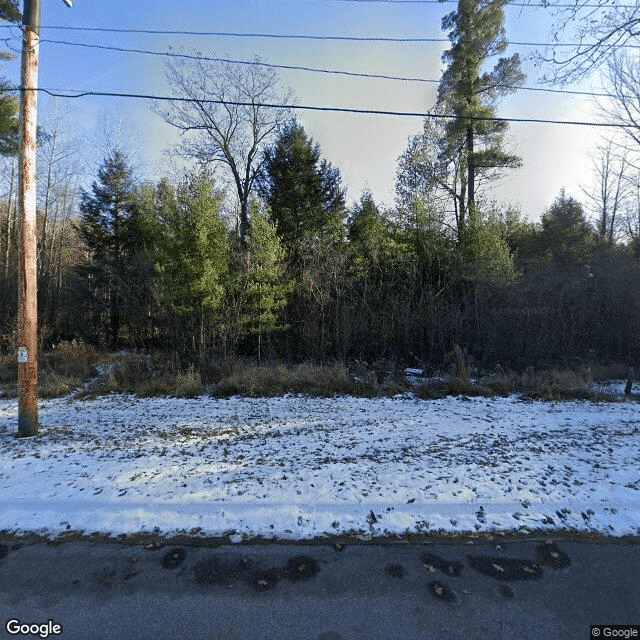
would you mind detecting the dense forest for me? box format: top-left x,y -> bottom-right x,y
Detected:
1,132 -> 638,376
1,0 -> 640,382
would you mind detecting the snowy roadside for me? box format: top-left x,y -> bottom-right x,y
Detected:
0,390 -> 639,541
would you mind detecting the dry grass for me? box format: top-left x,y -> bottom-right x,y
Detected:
173,365 -> 204,398
44,340 -> 106,379
415,364 -> 628,402
136,377 -> 173,398
0,351 -> 17,397
482,366 -> 621,402
82,351 -> 204,398
209,360 -> 354,397
1,339 -> 107,399
97,353 -> 159,395
415,377 -> 495,400
0,340 -> 633,403
586,362 -> 629,381
209,359 -> 410,398
39,371 -> 79,398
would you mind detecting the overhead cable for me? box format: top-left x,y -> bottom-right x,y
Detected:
3,24 -> 640,48
33,87 -> 636,129
300,0 -> 637,6
35,37 -> 617,98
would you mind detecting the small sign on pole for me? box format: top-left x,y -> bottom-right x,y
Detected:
18,347 -> 28,364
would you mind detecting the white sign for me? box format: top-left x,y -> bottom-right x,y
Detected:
18,347 -> 28,364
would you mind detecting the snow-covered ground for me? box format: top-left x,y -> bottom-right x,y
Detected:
1,386 -> 639,541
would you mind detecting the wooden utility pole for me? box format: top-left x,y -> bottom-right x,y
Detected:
17,0 -> 71,437
17,0 -> 41,437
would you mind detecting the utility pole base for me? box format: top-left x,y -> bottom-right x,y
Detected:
18,362 -> 38,437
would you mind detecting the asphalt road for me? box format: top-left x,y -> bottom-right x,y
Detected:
0,534 -> 638,640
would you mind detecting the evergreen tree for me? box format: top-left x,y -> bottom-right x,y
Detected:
233,202 -> 293,359
151,175 -> 228,313
0,0 -> 20,156
77,150 -> 146,348
457,218 -> 517,285
257,120 -> 346,262
437,0 -> 525,234
147,174 -> 229,360
396,116 -> 459,232
348,191 -> 397,278
0,79 -> 18,156
0,0 -> 20,22
539,189 -> 596,270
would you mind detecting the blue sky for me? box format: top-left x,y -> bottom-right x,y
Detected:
1,0 -> 609,220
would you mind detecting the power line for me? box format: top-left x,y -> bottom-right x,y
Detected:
5,24 -> 467,42
300,0 -> 637,5
4,24 -> 640,48
35,37 -> 617,98
38,36 -> 445,79
34,87 -> 636,128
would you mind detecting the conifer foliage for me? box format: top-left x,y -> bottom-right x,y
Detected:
257,121 -> 346,261
149,175 -> 228,316
141,174 -> 229,362
539,189 -> 596,271
0,0 -> 20,156
76,151 -> 147,348
437,0 -> 525,232
233,203 -> 293,360
0,0 -> 20,23
2,3 -> 639,378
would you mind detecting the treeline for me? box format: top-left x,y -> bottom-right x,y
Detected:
1,121 -> 640,373
2,0 -> 640,374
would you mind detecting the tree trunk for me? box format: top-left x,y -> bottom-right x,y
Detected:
199,304 -> 205,368
466,122 -> 475,224
239,197 -> 249,245
625,365 -> 634,395
110,287 -> 120,349
3,160 -> 16,279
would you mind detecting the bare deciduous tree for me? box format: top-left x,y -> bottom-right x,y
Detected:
157,54 -> 294,243
582,141 -> 629,244
598,52 -> 640,156
1,155 -> 17,279
590,51 -> 640,245
532,0 -> 640,84
624,179 -> 640,243
37,101 -> 83,276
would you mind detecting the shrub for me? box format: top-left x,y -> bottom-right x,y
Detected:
40,371 -> 77,398
137,378 -> 172,397
0,352 -> 16,384
44,339 -> 105,379
415,377 -> 494,400
2,339 -> 107,398
173,365 -> 204,398
210,359 -> 353,397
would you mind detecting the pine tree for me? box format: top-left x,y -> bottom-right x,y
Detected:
76,150 -> 145,348
0,0 -> 20,156
147,174 -> 229,361
457,218 -> 517,285
234,202 -> 293,359
348,191 -> 397,278
152,176 -> 228,314
0,0 -> 20,22
257,121 -> 346,262
539,189 -> 596,271
438,0 -> 525,234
